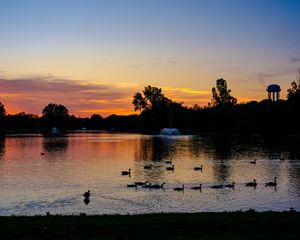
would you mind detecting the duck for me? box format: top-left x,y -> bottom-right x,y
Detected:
122,169 -> 131,175
149,182 -> 165,189
142,182 -> 151,188
191,184 -> 202,190
174,185 -> 184,191
211,184 -> 224,189
265,177 -> 277,187
83,190 -> 90,198
194,165 -> 203,171
165,160 -> 172,164
144,164 -> 152,169
225,182 -> 235,188
166,165 -> 175,171
134,181 -> 148,186
245,179 -> 257,187
250,159 -> 256,164
127,183 -> 137,188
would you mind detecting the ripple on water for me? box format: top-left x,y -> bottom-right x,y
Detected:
1,133 -> 300,215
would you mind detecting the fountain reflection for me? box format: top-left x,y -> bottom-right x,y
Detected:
132,136 -> 185,184
0,133 -> 300,215
135,136 -> 178,162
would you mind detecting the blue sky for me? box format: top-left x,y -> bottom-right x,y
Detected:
0,0 -> 300,116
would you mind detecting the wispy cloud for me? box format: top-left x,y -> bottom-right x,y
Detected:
0,76 -> 212,116
163,86 -> 211,106
125,60 -> 179,68
255,66 -> 297,88
0,76 -> 135,117
289,57 -> 300,64
125,63 -> 160,68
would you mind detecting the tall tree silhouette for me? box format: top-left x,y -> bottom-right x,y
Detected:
132,85 -> 170,111
0,102 -> 6,117
42,103 -> 69,119
287,71 -> 300,102
211,78 -> 237,106
42,103 -> 70,128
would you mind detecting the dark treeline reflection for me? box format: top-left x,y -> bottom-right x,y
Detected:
0,136 -> 5,159
42,135 -> 69,154
260,136 -> 300,160
133,134 -> 300,183
210,135 -> 233,182
134,136 -> 178,162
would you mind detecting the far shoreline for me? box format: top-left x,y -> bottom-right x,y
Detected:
1,128 -> 300,138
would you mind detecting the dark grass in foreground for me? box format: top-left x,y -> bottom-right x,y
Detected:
0,212 -> 299,240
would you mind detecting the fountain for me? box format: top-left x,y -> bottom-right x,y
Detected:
159,128 -> 181,136
51,127 -> 58,134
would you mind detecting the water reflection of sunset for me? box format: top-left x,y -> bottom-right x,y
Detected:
0,133 -> 300,215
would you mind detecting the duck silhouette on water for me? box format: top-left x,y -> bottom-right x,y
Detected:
83,190 -> 91,205
166,165 -> 175,171
83,190 -> 90,198
211,184 -> 224,189
194,165 -> 203,171
127,183 -> 137,188
122,169 -> 131,176
144,164 -> 152,170
225,182 -> 235,188
134,181 -> 148,186
245,179 -> 257,187
149,182 -> 166,189
250,159 -> 256,164
265,177 -> 277,187
174,185 -> 184,192
191,184 -> 202,191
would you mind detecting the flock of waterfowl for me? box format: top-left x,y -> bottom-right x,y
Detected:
82,159 -> 278,203
122,159 -> 278,192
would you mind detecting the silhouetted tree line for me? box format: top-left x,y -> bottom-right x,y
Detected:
0,102 -> 140,132
0,77 -> 299,134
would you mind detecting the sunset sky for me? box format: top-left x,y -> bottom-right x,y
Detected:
0,0 -> 300,117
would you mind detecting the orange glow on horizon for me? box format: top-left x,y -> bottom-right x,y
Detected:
0,75 -> 275,118
3,93 -> 269,118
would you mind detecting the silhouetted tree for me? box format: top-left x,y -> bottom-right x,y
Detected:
132,85 -> 170,111
42,103 -> 70,128
4,112 -> 40,129
90,114 -> 103,129
91,114 -> 103,121
42,103 -> 69,119
211,78 -> 237,106
0,102 -> 6,117
287,71 -> 300,102
286,72 -> 300,132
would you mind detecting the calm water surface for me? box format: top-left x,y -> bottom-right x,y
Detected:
0,132 -> 300,215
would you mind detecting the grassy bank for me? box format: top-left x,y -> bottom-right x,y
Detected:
0,212 -> 299,240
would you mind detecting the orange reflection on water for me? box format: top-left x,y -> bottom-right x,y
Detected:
0,133 -> 299,215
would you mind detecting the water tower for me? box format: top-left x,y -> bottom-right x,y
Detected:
266,84 -> 281,101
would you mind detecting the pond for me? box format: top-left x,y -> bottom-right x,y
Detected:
0,132 -> 299,215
